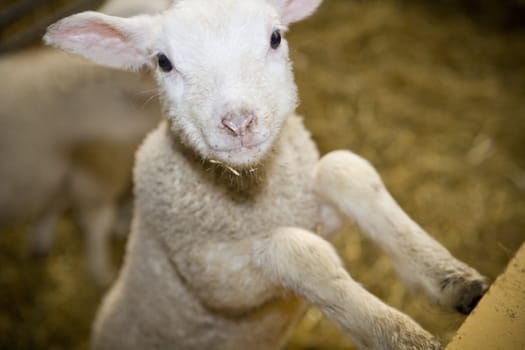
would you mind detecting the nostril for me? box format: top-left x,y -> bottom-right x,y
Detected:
221,114 -> 256,137
222,118 -> 239,136
241,114 -> 255,132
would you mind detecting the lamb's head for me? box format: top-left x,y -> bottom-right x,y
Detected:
44,0 -> 322,169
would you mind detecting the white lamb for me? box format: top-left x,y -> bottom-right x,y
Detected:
0,0 -> 169,286
0,47 -> 160,285
45,0 -> 488,348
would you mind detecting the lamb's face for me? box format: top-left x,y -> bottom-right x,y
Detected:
153,0 -> 297,168
44,0 -> 322,168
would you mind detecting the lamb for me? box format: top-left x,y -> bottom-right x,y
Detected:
99,0 -> 171,17
44,0 -> 488,348
0,0 -> 170,286
0,47 -> 160,285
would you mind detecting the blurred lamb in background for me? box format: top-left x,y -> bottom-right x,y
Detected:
0,0 -> 169,286
99,0 -> 170,17
0,0 -> 171,52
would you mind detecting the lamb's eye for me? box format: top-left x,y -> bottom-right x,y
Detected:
157,53 -> 173,72
270,30 -> 281,49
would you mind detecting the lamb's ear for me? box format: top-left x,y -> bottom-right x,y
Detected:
269,0 -> 322,25
44,11 -> 155,71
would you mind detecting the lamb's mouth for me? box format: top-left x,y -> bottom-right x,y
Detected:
209,139 -> 267,153
206,138 -> 272,171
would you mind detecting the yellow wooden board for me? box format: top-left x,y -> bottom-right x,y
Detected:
446,242 -> 525,350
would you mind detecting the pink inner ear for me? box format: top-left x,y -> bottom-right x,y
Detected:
62,22 -> 128,45
50,20 -> 148,70
45,12 -> 153,70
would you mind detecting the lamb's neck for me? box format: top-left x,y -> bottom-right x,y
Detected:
165,124 -> 280,197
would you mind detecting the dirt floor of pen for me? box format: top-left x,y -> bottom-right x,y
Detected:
1,0 -> 525,349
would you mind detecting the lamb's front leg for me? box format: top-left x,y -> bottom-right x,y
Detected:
254,227 -> 442,350
314,150 -> 488,314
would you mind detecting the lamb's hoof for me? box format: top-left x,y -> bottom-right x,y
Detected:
454,279 -> 486,314
440,271 -> 488,315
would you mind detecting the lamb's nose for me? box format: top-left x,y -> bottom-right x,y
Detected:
221,113 -> 255,137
